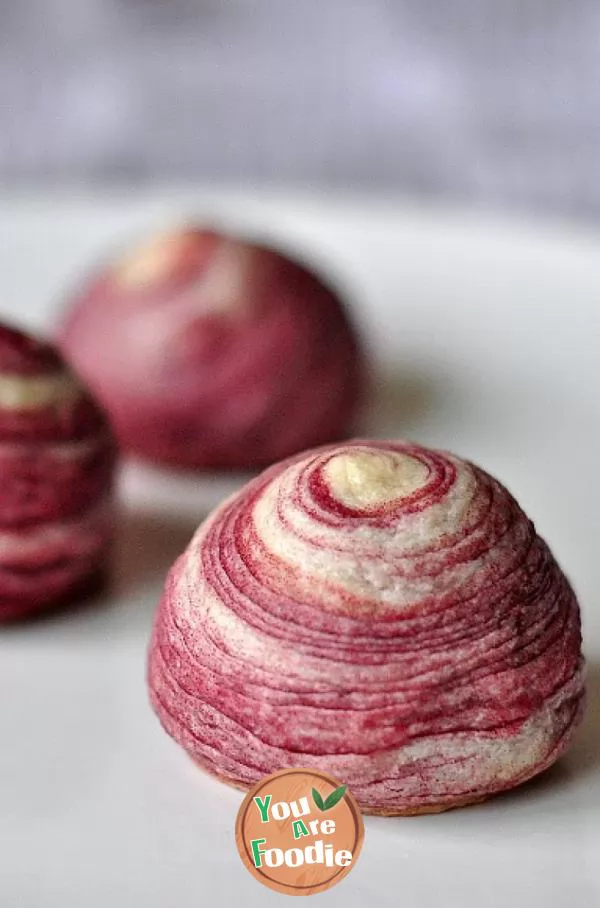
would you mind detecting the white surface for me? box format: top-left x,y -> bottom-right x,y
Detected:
0,190 -> 598,907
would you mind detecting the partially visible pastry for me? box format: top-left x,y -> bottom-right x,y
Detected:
0,324 -> 116,621
148,439 -> 585,814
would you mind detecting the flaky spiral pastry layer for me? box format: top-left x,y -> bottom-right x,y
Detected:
0,325 -> 115,621
149,441 -> 585,813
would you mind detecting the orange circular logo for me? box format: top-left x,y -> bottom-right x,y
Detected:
235,768 -> 364,896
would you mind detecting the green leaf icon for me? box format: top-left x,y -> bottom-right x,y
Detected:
312,788 -> 325,811
323,785 -> 347,811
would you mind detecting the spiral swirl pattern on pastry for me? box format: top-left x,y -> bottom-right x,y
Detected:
149,440 -> 585,813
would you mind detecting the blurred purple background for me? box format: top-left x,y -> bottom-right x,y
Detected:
1,1 -> 599,214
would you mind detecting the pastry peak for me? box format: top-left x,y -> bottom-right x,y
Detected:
323,447 -> 430,510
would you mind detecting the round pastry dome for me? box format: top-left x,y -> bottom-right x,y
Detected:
148,440 -> 585,814
0,324 -> 116,621
58,226 -> 367,470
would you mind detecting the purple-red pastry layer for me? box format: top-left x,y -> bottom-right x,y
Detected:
148,440 -> 585,813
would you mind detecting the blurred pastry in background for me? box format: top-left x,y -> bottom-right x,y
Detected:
0,324 -> 116,621
58,227 -> 367,471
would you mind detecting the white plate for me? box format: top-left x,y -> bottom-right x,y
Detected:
0,190 -> 598,907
